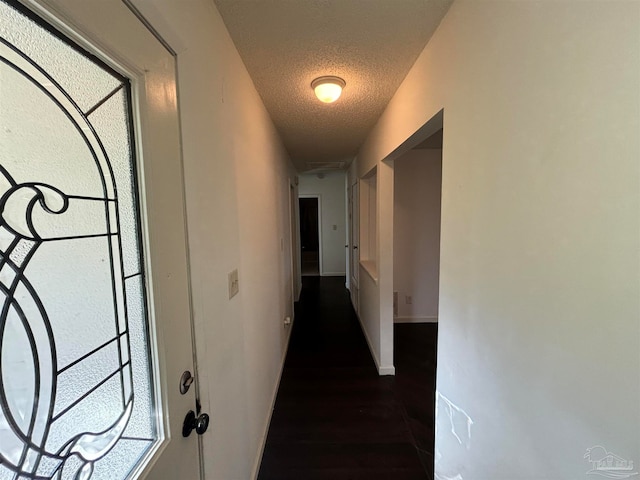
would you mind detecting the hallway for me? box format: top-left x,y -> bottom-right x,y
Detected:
258,277 -> 437,479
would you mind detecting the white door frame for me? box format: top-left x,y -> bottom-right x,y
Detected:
289,181 -> 301,303
345,174 -> 350,290
348,180 -> 359,312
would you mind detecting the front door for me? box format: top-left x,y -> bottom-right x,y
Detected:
0,1 -> 202,478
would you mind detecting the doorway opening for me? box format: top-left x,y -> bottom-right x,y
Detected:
392,125 -> 442,477
393,127 -> 442,325
299,196 -> 321,276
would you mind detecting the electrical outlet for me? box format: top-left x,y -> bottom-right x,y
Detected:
228,269 -> 239,299
405,295 -> 412,305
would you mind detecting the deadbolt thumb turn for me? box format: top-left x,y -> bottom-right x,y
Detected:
182,410 -> 210,437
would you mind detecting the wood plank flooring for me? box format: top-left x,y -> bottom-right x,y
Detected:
258,276 -> 437,479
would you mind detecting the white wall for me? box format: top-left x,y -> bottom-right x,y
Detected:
394,149 -> 442,322
350,159 -> 395,375
299,171 -> 347,276
134,1 -> 297,478
356,1 -> 640,478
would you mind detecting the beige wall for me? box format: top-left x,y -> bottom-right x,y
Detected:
134,1 -> 297,478
356,1 -> 640,477
394,149 -> 442,322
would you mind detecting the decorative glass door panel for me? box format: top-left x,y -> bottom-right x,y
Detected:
0,1 -> 159,478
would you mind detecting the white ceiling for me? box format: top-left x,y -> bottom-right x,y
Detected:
213,0 -> 453,173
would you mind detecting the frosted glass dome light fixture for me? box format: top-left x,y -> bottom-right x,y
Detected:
311,76 -> 346,103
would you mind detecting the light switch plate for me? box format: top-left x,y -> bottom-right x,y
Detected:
228,269 -> 239,299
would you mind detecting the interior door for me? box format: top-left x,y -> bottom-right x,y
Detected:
0,1 -> 202,479
349,180 -> 359,312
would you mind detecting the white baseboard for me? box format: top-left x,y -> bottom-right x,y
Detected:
321,272 -> 346,276
378,365 -> 396,375
356,314 -> 396,376
394,315 -> 438,324
251,317 -> 295,479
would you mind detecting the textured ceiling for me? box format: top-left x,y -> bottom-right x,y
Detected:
213,0 -> 453,173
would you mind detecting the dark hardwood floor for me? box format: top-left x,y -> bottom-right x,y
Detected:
258,276 -> 438,480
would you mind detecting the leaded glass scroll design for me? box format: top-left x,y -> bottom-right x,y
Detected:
0,1 -> 159,479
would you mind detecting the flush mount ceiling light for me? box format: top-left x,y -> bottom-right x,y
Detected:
311,76 -> 346,103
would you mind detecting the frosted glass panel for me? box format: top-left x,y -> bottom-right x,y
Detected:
122,277 -> 154,440
23,238 -> 119,368
91,440 -> 152,480
0,1 -> 122,113
0,1 -> 159,479
89,90 -> 140,277
54,341 -> 121,417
